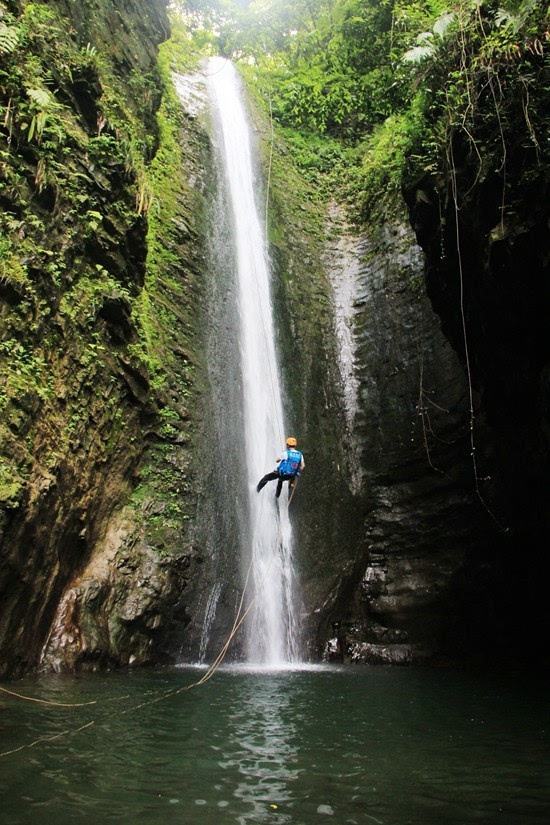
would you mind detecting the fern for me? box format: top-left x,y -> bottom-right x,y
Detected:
28,112 -> 47,142
25,88 -> 61,143
402,10 -> 457,65
0,21 -> 19,54
495,0 -> 540,34
403,43 -> 436,64
433,11 -> 456,38
27,88 -> 55,109
417,31 -> 435,45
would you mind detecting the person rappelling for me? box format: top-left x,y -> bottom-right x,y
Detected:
256,437 -> 305,500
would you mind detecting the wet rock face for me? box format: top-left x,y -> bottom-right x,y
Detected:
405,134 -> 550,662
42,512 -> 192,672
38,93 -> 209,673
265,155 -> 494,661
322,215 -> 496,663
0,0 -> 209,677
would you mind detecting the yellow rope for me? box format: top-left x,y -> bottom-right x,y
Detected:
0,65 -> 300,759
288,478 -> 299,506
0,721 -> 96,759
0,685 -> 97,708
0,595 -> 258,759
0,488 -> 300,761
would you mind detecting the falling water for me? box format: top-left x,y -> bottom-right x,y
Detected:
198,582 -> 223,664
207,57 -> 300,665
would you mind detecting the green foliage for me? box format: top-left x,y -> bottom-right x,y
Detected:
24,86 -> 62,142
0,0 -> 203,558
279,126 -> 349,190
0,0 -> 179,504
0,237 -> 31,294
230,0 -> 402,139
0,337 -> 51,419
402,12 -> 457,63
0,457 -> 23,507
59,267 -> 132,326
0,19 -> 19,54
353,103 -> 428,215
130,17 -> 205,388
215,0 -> 549,220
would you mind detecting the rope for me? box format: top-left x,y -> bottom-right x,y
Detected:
288,478 -> 299,507
250,80 -> 285,446
448,137 -> 506,532
0,721 -> 96,760
0,60 -> 300,761
265,90 -> 275,250
186,476 -> 298,688
0,685 -> 97,708
417,353 -> 450,479
202,56 -> 231,79
0,485 -> 301,761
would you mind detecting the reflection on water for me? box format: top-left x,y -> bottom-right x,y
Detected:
229,676 -> 298,823
0,666 -> 548,824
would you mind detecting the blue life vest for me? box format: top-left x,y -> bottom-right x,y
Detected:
278,448 -> 303,477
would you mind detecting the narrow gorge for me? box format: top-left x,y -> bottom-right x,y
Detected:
1,0 -> 549,681
1,2 -> 549,822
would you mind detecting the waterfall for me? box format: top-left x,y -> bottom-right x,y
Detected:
198,582 -> 222,664
207,57 -> 300,666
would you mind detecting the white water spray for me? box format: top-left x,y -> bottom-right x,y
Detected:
207,58 -> 300,665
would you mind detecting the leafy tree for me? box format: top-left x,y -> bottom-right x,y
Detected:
176,0 -> 550,219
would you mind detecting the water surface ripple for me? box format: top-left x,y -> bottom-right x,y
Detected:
0,666 -> 548,824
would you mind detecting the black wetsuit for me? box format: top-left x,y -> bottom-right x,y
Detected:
256,471 -> 296,499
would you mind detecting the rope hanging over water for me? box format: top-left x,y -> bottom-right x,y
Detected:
0,685 -> 97,708
0,483 -> 299,761
0,60 -> 296,762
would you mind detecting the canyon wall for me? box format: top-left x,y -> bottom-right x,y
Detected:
0,0 -> 210,675
2,3 -> 547,675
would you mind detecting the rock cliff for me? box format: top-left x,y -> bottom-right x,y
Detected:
0,0 -> 209,676
2,3 -> 547,675
257,31 -> 550,666
404,122 -> 550,662
322,213 -> 498,663
264,173 -> 492,662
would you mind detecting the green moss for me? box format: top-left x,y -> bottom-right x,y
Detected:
0,337 -> 51,415
122,16 -> 210,546
0,0 -> 170,516
0,2 -> 207,564
129,19 -> 204,386
0,440 -> 26,507
0,237 -> 32,294
59,267 -> 131,326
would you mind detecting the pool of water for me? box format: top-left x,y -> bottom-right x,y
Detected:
0,664 -> 548,824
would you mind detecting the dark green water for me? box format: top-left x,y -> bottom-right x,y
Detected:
0,665 -> 548,824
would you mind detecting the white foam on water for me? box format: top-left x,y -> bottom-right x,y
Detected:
176,662 -> 336,676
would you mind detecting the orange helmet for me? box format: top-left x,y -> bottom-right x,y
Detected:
286,436 -> 297,447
